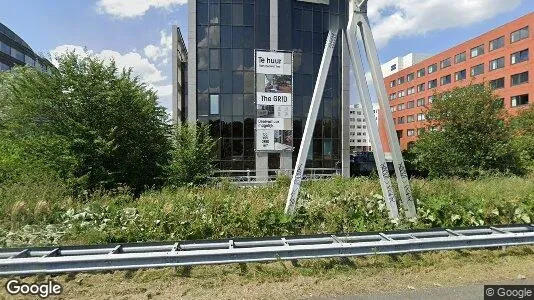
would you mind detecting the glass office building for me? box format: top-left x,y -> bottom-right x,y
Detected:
186,0 -> 347,171
0,22 -> 53,72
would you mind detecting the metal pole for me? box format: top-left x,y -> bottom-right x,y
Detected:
354,4 -> 416,218
285,22 -> 339,215
344,10 -> 398,219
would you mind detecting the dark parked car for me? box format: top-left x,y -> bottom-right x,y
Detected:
350,152 -> 394,177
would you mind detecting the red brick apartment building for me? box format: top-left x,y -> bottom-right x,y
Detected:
379,13 -> 533,151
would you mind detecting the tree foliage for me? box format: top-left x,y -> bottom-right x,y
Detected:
510,105 -> 534,170
0,53 -> 172,194
166,122 -> 217,187
412,84 -> 524,178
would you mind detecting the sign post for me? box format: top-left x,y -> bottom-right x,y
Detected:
255,50 -> 294,153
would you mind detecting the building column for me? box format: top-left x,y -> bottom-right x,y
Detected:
255,0 -> 280,181
341,31 -> 351,178
186,0 -> 197,123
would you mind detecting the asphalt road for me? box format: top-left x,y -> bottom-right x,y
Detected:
311,279 -> 534,300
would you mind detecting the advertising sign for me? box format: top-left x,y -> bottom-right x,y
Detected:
255,50 -> 293,152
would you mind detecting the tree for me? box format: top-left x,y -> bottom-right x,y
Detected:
412,84 -> 524,178
510,105 -> 534,170
0,53 -> 172,194
166,122 -> 217,187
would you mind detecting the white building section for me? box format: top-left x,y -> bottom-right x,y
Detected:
381,53 -> 431,78
349,103 -> 379,153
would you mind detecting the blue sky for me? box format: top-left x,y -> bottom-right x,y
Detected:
1,0 -> 532,114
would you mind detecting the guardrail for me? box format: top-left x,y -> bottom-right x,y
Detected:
1,224 -> 533,276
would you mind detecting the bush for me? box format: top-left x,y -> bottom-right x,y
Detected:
166,122 -> 217,187
511,105 -> 534,171
0,53 -> 171,194
1,176 -> 534,247
412,84 -> 524,178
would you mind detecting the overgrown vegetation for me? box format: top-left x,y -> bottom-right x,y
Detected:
166,123 -> 217,187
410,84 -> 525,178
1,175 -> 533,247
0,53 -> 172,194
1,55 -> 534,251
511,104 -> 534,172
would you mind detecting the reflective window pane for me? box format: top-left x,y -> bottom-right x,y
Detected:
198,93 -> 209,117
209,49 -> 220,69
208,26 -> 220,47
232,94 -> 243,116
209,3 -> 220,24
232,4 -> 243,26
197,48 -> 208,70
209,70 -> 220,93
210,94 -> 220,115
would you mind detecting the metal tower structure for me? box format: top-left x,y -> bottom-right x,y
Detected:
285,0 -> 416,219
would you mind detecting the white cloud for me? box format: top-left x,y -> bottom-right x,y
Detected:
50,45 -> 171,98
97,0 -> 186,18
367,0 -> 522,48
144,30 -> 172,63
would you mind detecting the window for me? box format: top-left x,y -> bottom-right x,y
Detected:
440,58 -> 451,69
511,26 -> 529,43
471,44 -> 484,58
350,118 -> 355,122
471,63 -> 484,76
511,94 -> 529,107
490,77 -> 505,90
428,96 -> 434,104
0,61 -> 9,71
407,73 -> 415,82
470,44 -> 484,58
396,130 -> 403,138
455,52 -> 466,63
390,80 -> 397,87
391,64 -> 397,71
0,41 -> 10,55
398,117 -> 406,124
407,129 -> 415,136
489,57 -> 504,71
407,86 -> 415,95
417,98 -> 425,107
11,48 -> 24,62
417,68 -> 425,77
428,79 -> 437,89
407,115 -> 415,123
417,83 -> 425,92
455,69 -> 466,81
440,74 -> 451,85
511,71 -> 528,86
407,101 -> 414,109
397,76 -> 405,85
489,36 -> 504,51
390,106 -> 396,112
511,49 -> 529,64
428,63 -> 437,74
397,103 -> 405,111
417,113 -> 425,121
210,94 -> 219,114
398,90 -> 405,98
389,93 -> 397,100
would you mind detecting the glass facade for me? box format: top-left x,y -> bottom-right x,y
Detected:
1,23 -> 52,73
194,0 -> 346,170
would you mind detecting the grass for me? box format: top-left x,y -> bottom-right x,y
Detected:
0,174 -> 534,247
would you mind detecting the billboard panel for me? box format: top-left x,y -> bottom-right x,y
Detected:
255,50 -> 293,152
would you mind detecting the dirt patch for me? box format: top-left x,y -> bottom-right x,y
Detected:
1,247 -> 533,299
